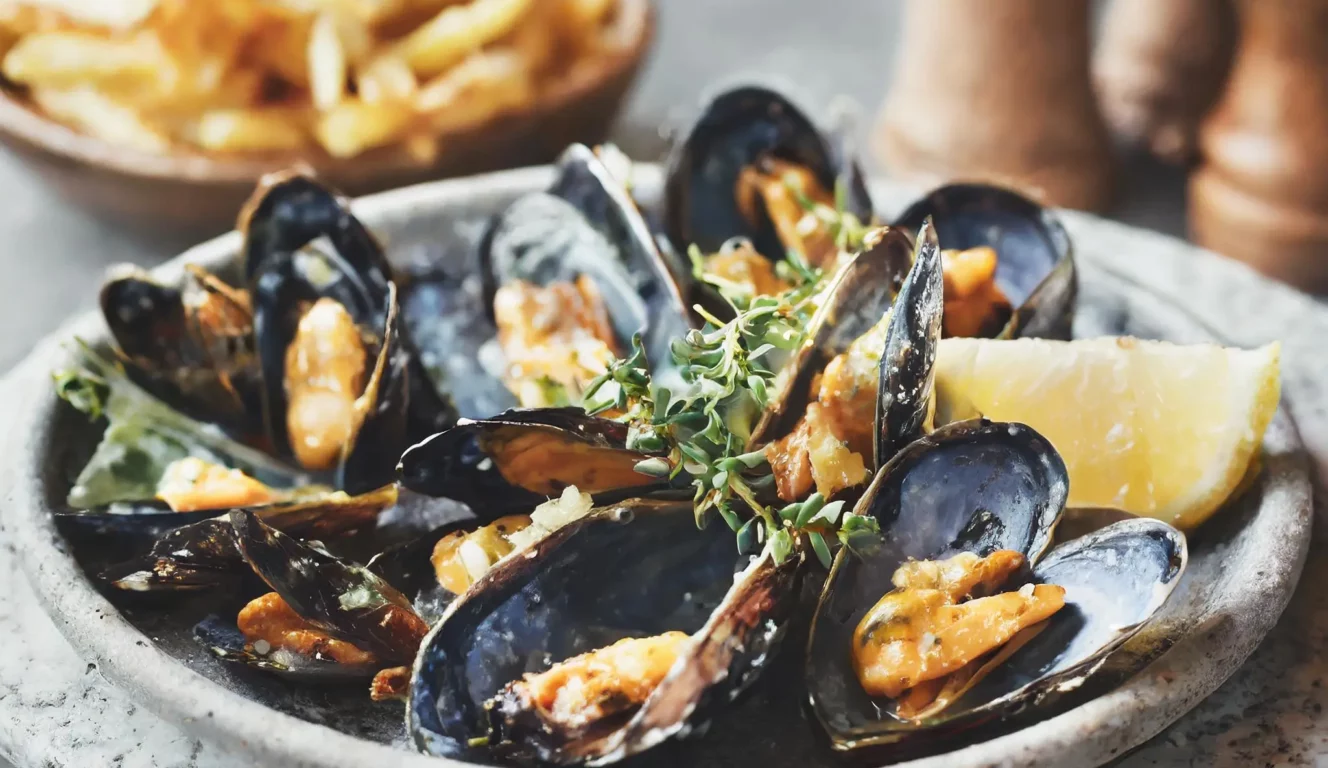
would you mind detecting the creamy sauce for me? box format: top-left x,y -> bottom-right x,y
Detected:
156,456 -> 276,512
238,591 -> 375,666
498,632 -> 690,732
493,276 -> 620,408
851,551 -> 1065,703
941,246 -> 1013,338
734,158 -> 838,268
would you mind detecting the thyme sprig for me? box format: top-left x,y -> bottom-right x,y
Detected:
585,173 -> 882,566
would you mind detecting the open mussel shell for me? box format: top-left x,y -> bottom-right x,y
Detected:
926,519 -> 1187,732
663,84 -> 873,260
875,220 -> 944,466
230,508 -> 429,664
749,227 -> 912,449
409,498 -> 802,766
366,517 -> 474,624
892,183 -> 1077,339
96,485 -> 397,593
251,233 -> 410,493
100,265 -> 258,428
480,144 -> 690,372
806,419 -> 1068,750
397,408 -> 670,517
241,170 -> 457,445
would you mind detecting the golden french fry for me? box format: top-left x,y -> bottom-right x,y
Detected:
2,31 -> 169,90
185,108 -> 309,152
415,48 -> 531,130
314,97 -> 414,158
396,0 -> 534,78
30,85 -> 170,152
357,52 -> 416,104
245,14 -> 313,88
308,12 -> 347,111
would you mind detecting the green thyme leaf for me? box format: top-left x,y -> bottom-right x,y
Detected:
809,530 -> 834,569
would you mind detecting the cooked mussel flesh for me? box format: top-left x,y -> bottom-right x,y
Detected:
195,507 -> 431,692
397,408 -> 669,515
893,183 -> 1077,340
477,145 -> 689,408
409,497 -> 802,765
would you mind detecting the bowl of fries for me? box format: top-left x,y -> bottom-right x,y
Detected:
0,0 -> 653,234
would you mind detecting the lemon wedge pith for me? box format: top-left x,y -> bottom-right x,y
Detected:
933,336 -> 1281,530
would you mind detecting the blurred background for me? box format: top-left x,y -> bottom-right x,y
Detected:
0,0 -> 1320,370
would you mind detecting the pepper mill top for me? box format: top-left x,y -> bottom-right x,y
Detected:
1190,0 -> 1328,292
873,0 -> 1114,212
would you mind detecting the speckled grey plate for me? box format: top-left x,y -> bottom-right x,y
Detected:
2,166 -> 1312,768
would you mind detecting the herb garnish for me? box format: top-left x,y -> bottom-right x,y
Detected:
584,176 -> 881,567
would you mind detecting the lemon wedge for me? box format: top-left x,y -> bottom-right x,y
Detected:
933,336 -> 1281,530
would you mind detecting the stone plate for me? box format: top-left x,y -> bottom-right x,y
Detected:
1,166 -> 1312,768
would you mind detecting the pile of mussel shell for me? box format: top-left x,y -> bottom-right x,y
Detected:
54,82 -> 1188,768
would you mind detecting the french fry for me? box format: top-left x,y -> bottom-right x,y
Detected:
356,52 -> 415,104
395,0 -> 533,78
30,85 -> 169,152
2,30 -> 169,91
308,12 -> 347,111
186,108 -> 309,152
0,0 -> 619,158
314,97 -> 414,157
415,48 -> 530,131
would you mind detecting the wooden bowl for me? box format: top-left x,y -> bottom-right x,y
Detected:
0,0 -> 654,237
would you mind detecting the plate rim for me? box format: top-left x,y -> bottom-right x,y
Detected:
2,166 -> 1313,768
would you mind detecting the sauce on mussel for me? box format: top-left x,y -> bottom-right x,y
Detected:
766,314 -> 889,500
941,247 -> 1013,339
431,487 -> 595,594
156,457 -> 277,512
735,157 -> 838,268
431,514 -> 534,595
238,591 -> 376,666
283,297 -> 370,470
493,276 -> 621,408
703,242 -> 793,297
851,551 -> 1065,717
487,632 -> 690,744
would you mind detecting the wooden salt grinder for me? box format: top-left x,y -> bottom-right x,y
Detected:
1190,0 -> 1328,292
874,0 -> 1114,211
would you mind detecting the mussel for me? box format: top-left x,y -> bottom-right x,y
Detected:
403,145 -> 688,418
99,263 -> 260,435
197,508 -> 428,684
242,170 -> 458,446
806,419 -> 1185,755
893,183 -> 1077,340
94,484 -> 399,593
397,407 -> 670,515
664,85 -> 873,268
409,497 -> 802,765
242,172 -> 452,493
753,222 -> 940,503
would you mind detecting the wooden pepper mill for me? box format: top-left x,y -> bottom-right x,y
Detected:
1190,0 -> 1328,292
1094,0 -> 1236,164
874,0 -> 1114,211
